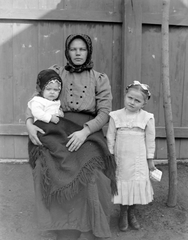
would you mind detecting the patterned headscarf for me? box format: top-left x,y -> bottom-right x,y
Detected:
65,34 -> 94,73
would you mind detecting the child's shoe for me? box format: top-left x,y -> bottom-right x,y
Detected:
119,205 -> 128,231
128,205 -> 140,230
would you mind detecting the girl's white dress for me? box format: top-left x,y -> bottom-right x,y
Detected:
106,108 -> 155,205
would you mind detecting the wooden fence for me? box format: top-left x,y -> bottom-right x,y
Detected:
0,0 -> 188,160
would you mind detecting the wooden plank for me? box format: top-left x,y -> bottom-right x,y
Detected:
26,0 -> 39,9
121,0 -> 127,106
143,12 -> 188,26
182,30 -> 188,127
111,24 -> 122,110
179,140 -> 188,158
0,124 -> 28,135
1,124 -> 188,138
38,22 -> 65,71
122,0 -> 142,107
0,8 -> 122,23
14,136 -> 29,158
141,24 -> 162,125
0,136 -> 28,159
168,27 -> 187,125
0,0 -> 13,8
156,138 -> 182,159
13,0 -> 27,9
0,22 -> 14,124
63,0 -> 114,11
38,0 -> 61,10
12,22 -> 38,123
142,0 -> 188,26
92,25 -> 113,78
0,136 -> 15,158
156,139 -> 168,159
156,127 -> 188,138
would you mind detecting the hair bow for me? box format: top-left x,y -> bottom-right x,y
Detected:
126,80 -> 151,99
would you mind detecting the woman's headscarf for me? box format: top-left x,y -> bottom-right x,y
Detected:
65,34 -> 94,73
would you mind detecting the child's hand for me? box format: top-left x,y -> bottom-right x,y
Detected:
58,109 -> 64,118
147,158 -> 156,171
51,115 -> 59,124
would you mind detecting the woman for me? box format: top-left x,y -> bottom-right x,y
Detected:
26,34 -> 116,240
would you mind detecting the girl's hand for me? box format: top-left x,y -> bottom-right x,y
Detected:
26,120 -> 45,145
147,158 -> 156,171
66,126 -> 90,152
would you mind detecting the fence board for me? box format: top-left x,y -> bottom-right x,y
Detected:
0,22 -> 14,124
12,23 -> 38,123
142,0 -> 188,26
182,35 -> 188,126
0,0 -> 13,8
141,24 -> 162,125
0,136 -> 15,158
111,25 -> 122,110
123,0 -> 142,89
14,136 -> 28,158
0,9 -> 121,23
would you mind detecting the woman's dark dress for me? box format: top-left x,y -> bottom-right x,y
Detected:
29,113 -> 115,239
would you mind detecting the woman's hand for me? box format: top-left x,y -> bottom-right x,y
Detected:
26,118 -> 45,145
66,126 -> 91,152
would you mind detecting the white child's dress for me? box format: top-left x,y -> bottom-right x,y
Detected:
106,108 -> 155,205
28,96 -> 62,123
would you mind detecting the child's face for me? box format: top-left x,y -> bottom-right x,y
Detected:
124,88 -> 146,112
42,81 -> 61,101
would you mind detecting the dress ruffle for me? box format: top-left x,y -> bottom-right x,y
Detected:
113,179 -> 154,205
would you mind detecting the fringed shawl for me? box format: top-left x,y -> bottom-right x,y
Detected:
28,118 -> 117,207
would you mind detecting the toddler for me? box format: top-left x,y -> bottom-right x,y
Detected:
28,69 -> 64,124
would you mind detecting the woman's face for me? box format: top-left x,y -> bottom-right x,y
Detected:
68,38 -> 88,65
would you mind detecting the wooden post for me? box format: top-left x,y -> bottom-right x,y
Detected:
162,0 -> 177,207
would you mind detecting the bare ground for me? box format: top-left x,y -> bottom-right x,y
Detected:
0,162 -> 188,240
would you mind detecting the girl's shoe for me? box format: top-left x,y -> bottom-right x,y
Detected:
118,204 -> 128,231
128,205 -> 140,230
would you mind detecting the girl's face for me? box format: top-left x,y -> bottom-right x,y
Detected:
42,81 -> 61,101
68,38 -> 88,65
124,88 -> 146,112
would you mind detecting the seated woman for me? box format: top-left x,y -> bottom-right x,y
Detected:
26,34 -> 117,240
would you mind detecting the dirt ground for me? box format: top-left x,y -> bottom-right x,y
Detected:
0,162 -> 188,240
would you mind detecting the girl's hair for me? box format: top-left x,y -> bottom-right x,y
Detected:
126,80 -> 151,100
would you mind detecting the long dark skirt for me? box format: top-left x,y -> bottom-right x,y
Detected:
31,112 -> 113,239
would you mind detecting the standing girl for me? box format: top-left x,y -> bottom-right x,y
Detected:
106,80 -> 156,232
